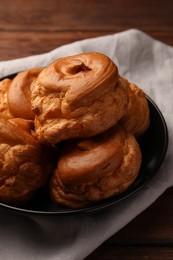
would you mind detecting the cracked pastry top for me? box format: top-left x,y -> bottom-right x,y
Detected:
31,52 -> 129,145
0,78 -> 12,119
120,79 -> 150,137
50,124 -> 142,209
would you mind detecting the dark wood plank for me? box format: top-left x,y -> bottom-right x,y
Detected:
86,246 -> 173,260
110,188 -> 173,245
0,0 -> 173,32
86,188 -> 173,259
1,0 -> 173,61
1,31 -> 110,60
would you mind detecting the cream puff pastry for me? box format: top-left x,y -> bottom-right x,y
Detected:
120,80 -> 150,137
0,118 -> 54,205
31,52 -> 129,145
50,124 -> 142,209
0,78 -> 12,119
8,68 -> 43,120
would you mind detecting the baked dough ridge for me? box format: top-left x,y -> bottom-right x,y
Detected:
50,125 -> 142,209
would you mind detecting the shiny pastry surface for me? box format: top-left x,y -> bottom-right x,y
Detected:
50,124 -> 142,209
0,52 -> 150,209
31,52 -> 129,145
7,68 -> 43,120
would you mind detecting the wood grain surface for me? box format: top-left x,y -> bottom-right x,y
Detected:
0,0 -> 173,259
1,0 -> 173,61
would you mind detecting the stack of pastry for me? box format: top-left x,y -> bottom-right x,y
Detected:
0,68 -> 56,205
0,52 -> 150,208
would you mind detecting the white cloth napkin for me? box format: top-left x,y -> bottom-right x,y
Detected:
0,29 -> 173,260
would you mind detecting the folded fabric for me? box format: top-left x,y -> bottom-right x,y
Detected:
0,29 -> 173,260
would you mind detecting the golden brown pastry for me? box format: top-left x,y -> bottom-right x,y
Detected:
119,79 -> 150,137
7,68 -> 43,120
31,52 -> 129,145
0,52 -> 150,209
0,78 -> 13,119
0,117 -> 55,205
50,124 -> 142,209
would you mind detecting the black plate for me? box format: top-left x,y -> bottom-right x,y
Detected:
0,81 -> 168,215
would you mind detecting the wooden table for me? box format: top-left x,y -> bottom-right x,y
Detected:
0,1 -> 173,259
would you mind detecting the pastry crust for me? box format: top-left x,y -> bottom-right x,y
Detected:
7,68 -> 43,120
0,118 -> 54,205
0,78 -> 13,119
50,125 -> 142,209
120,80 -> 150,137
31,52 -> 129,145
0,52 -> 149,209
